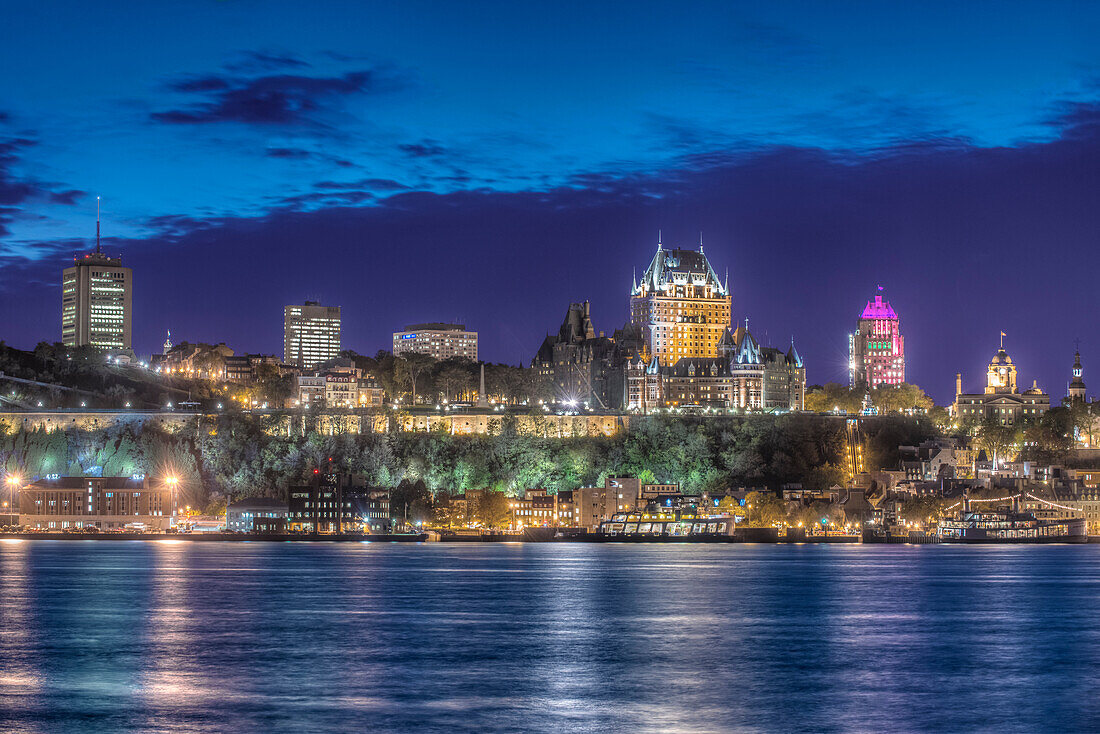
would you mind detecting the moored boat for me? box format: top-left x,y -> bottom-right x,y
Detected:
936,496 -> 1086,543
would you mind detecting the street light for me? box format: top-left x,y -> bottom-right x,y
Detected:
166,476 -> 179,522
5,474 -> 20,517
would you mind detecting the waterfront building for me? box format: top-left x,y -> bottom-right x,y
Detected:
571,477 -> 682,529
61,205 -> 132,350
510,489 -> 561,528
226,497 -> 288,531
284,301 -> 341,370
630,238 -> 731,365
19,476 -> 174,530
953,338 -> 1049,424
287,473 -> 392,532
393,323 -> 478,361
849,288 -> 904,389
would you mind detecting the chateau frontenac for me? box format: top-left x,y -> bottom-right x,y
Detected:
533,236 -> 805,413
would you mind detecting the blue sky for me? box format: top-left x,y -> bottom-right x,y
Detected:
2,0 -> 1100,402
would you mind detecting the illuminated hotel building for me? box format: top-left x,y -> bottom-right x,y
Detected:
284,301 -> 341,370
849,289 -> 904,388
393,323 -> 478,361
630,240 -> 731,365
61,214 -> 132,350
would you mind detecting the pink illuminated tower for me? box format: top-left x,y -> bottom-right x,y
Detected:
849,287 -> 905,389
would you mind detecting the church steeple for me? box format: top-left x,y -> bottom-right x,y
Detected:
1069,348 -> 1086,400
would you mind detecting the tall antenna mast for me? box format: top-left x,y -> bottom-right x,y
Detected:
95,196 -> 101,254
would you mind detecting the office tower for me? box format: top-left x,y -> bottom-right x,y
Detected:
61,200 -> 132,350
284,301 -> 341,369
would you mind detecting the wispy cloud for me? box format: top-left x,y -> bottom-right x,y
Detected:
151,68 -> 408,125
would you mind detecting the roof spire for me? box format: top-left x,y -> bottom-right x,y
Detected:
95,196 -> 101,254
724,267 -> 729,294
657,229 -> 662,251
699,231 -> 703,252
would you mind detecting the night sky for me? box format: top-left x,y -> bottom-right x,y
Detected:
2,1 -> 1099,404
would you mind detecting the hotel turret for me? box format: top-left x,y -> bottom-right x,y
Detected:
629,237 -> 731,365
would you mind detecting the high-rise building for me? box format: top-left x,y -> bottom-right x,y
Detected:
849,288 -> 904,389
61,202 -> 132,350
392,323 -> 478,361
284,301 -> 341,370
630,239 -> 731,365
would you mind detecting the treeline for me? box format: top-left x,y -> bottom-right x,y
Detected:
340,350 -> 543,405
0,413 -> 938,510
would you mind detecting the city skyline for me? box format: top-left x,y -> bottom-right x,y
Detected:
2,2 -> 1100,403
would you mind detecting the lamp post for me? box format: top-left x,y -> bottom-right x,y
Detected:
166,476 -> 179,529
5,474 -> 20,525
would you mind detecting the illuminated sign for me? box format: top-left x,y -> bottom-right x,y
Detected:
401,334 -> 418,339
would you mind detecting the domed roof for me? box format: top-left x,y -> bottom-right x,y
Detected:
990,348 -> 1013,365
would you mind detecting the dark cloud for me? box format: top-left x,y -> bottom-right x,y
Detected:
314,178 -> 408,191
398,139 -> 447,158
225,50 -> 311,73
49,189 -> 86,205
0,137 -> 37,205
152,69 -> 405,125
264,147 -> 355,167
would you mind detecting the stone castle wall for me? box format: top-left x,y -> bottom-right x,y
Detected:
0,410 -> 631,438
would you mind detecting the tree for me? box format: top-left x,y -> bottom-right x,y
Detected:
395,353 -> 435,405
743,490 -> 786,527
974,416 -> 1021,468
476,490 -> 512,529
391,479 -> 433,526
870,383 -> 934,414
804,383 -> 862,413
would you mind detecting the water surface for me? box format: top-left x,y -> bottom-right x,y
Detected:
1,541 -> 1098,733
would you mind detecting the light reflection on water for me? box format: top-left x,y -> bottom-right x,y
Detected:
1,542 -> 1100,733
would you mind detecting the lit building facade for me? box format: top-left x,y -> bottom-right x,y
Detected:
296,358 -> 386,409
624,324 -> 804,413
61,251 -> 132,351
953,341 -> 1050,424
284,301 -> 341,370
630,242 -> 731,365
849,290 -> 904,389
226,498 -> 288,532
19,476 -> 174,530
392,323 -> 478,361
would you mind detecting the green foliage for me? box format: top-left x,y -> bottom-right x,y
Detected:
742,490 -> 786,527
0,413 -> 939,508
869,383 -> 934,414
804,383 -> 863,413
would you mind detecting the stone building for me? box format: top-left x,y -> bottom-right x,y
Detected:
953,338 -> 1049,424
